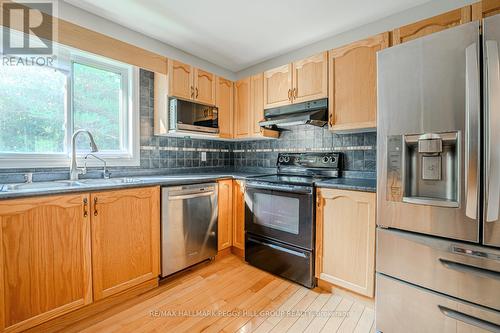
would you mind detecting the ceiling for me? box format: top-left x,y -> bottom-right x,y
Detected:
64,0 -> 432,72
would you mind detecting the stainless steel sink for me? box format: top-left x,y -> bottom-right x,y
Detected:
0,180 -> 84,192
78,177 -> 143,185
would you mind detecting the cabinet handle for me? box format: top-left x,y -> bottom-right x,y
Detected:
288,89 -> 292,101
93,197 -> 98,216
329,112 -> 334,127
83,198 -> 88,217
190,86 -> 194,98
293,88 -> 298,98
195,87 -> 199,99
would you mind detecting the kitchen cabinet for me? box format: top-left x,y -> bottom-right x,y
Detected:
291,52 -> 328,103
328,32 -> 389,131
0,194 -> 92,332
234,77 -> 252,138
232,180 -> 246,255
316,188 -> 376,297
263,64 -> 293,109
263,52 -> 328,109
392,6 -> 472,45
166,59 -> 216,105
472,0 -> 500,19
218,180 -> 233,251
91,187 -> 160,301
153,72 -> 169,136
250,73 -> 265,136
216,77 -> 234,139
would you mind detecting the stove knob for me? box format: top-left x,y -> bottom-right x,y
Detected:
330,156 -> 337,163
322,156 -> 330,164
278,156 -> 285,163
284,156 -> 290,163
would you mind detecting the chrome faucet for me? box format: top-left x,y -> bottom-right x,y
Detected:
84,153 -> 110,179
70,129 -> 99,181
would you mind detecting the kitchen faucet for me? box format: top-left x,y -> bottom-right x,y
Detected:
70,129 -> 99,180
84,153 -> 110,179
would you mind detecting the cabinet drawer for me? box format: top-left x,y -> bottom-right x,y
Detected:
376,274 -> 500,333
377,228 -> 500,310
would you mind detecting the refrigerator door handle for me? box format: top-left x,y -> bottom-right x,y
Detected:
438,258 -> 500,281
438,306 -> 500,332
485,40 -> 500,222
465,43 -> 480,220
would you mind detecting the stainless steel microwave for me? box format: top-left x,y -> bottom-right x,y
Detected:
169,98 -> 219,134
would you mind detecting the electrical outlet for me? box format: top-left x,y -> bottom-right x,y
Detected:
201,151 -> 207,162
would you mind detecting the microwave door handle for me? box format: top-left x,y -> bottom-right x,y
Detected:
465,43 -> 480,220
485,40 -> 500,222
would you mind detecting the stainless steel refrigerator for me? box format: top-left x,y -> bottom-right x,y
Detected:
376,15 -> 500,333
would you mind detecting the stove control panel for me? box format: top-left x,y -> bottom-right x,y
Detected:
277,152 -> 340,169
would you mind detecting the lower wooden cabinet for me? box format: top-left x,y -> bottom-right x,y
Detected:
217,180 -> 233,250
316,188 -> 376,297
232,180 -> 246,252
0,187 -> 160,332
91,187 -> 160,301
0,194 -> 93,333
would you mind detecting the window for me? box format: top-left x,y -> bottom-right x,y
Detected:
0,40 -> 139,168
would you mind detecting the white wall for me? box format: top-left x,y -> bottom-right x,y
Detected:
235,0 -> 477,79
56,0 -> 477,81
57,0 -> 236,80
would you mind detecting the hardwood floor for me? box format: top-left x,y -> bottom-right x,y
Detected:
70,255 -> 375,333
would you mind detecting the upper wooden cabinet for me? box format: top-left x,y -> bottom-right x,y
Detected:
193,68 -> 216,105
316,188 -> 376,297
263,52 -> 328,109
251,73 -> 265,136
292,52 -> 328,103
166,59 -> 216,105
0,194 -> 92,332
167,59 -> 193,100
393,6 -> 472,45
234,77 -> 252,138
216,76 -> 234,139
472,0 -> 500,19
91,187 -> 160,301
328,32 -> 389,131
263,64 -> 293,109
218,180 -> 233,251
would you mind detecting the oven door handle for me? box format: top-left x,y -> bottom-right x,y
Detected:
245,182 -> 313,194
247,236 -> 309,258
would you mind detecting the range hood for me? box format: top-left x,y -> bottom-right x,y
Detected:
259,98 -> 328,129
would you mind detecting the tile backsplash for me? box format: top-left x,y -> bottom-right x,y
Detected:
0,69 -> 377,180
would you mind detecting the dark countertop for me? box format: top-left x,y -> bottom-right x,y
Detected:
315,178 -> 376,192
0,172 -> 271,200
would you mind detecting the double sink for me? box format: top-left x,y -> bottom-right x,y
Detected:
0,177 -> 144,193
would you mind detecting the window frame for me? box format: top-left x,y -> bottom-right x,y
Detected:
0,46 -> 140,168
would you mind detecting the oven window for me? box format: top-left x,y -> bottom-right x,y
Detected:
253,193 -> 300,234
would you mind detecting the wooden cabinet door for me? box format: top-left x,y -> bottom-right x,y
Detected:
234,77 -> 251,138
263,64 -> 293,109
0,194 -> 92,332
194,68 -> 216,105
328,32 -> 389,131
218,180 -> 233,251
91,187 -> 160,301
232,180 -> 245,252
167,59 -> 193,100
316,188 -> 376,297
216,77 -> 233,139
393,6 -> 471,45
250,73 -> 264,136
292,52 -> 328,103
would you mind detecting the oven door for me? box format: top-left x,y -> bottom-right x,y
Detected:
245,181 -> 314,250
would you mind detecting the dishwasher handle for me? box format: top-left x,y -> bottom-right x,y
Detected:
168,191 -> 215,201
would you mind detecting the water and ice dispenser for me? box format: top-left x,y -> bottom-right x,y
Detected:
386,132 -> 460,208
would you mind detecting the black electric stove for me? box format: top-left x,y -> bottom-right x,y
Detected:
244,152 -> 341,288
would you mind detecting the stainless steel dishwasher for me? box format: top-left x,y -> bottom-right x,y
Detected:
161,183 -> 218,277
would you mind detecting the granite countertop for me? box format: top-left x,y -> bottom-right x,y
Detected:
315,178 -> 376,192
0,172 -> 271,200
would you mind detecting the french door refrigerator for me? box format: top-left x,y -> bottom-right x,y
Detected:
376,15 -> 500,333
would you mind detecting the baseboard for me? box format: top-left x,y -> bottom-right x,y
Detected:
231,246 -> 245,258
